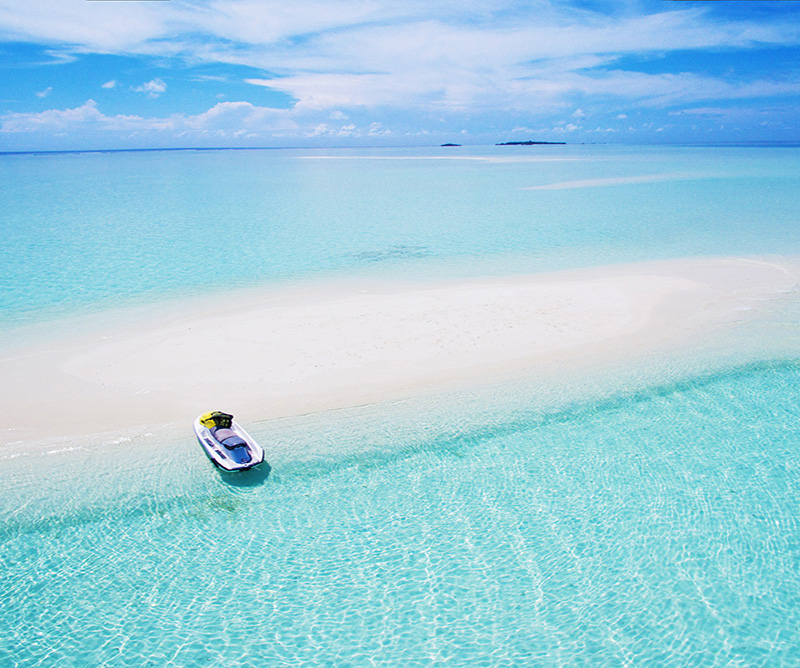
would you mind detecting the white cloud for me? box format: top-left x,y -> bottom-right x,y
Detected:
2,100 -> 118,133
35,86 -> 52,98
192,74 -> 227,83
0,99 -> 290,135
236,9 -> 800,114
0,0 -> 170,51
180,100 -> 296,132
551,123 -> 580,134
102,80 -> 116,89
1,0 -> 800,134
247,9 -> 800,107
368,121 -> 390,136
564,70 -> 800,108
247,73 -> 441,110
248,62 -> 800,116
671,105 -> 794,125
306,123 -> 330,137
0,98 -> 406,142
133,78 -> 167,98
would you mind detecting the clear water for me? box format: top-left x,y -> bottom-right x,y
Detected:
3,361 -> 800,666
2,145 -> 799,326
2,145 -> 800,666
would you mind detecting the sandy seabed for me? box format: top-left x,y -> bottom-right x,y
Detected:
2,256 -> 798,446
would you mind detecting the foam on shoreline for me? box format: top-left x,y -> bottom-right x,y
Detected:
2,256 -> 798,446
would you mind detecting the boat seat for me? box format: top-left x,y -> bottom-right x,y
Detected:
211,427 -> 247,449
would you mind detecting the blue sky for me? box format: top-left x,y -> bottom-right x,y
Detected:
1,0 -> 799,150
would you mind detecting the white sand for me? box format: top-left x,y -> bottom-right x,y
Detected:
522,173 -> 698,190
2,256 -> 797,444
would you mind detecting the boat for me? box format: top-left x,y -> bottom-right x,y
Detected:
194,411 -> 265,471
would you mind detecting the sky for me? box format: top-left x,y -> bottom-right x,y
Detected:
1,0 -> 799,151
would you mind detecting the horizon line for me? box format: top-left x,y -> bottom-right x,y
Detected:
2,140 -> 800,157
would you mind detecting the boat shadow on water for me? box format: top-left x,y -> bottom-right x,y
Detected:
217,461 -> 272,487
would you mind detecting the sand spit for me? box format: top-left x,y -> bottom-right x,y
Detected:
2,256 -> 797,444
522,173 -> 700,190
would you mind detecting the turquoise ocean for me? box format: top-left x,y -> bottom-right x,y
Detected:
2,145 -> 800,666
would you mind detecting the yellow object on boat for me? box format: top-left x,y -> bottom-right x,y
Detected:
199,411 -> 233,428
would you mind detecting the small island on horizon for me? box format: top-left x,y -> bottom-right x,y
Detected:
496,140 -> 566,146
440,143 -> 461,147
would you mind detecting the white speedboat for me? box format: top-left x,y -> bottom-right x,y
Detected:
194,411 -> 265,471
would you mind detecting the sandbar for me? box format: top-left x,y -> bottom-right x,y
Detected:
2,256 -> 797,445
522,173 -> 699,190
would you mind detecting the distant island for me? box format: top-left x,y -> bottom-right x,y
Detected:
440,143 -> 461,147
496,141 -> 566,146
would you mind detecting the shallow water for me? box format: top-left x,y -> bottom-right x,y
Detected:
2,145 -> 800,666
3,360 -> 800,666
2,145 -> 800,329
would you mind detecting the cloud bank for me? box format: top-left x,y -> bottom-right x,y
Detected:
1,0 -> 799,147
